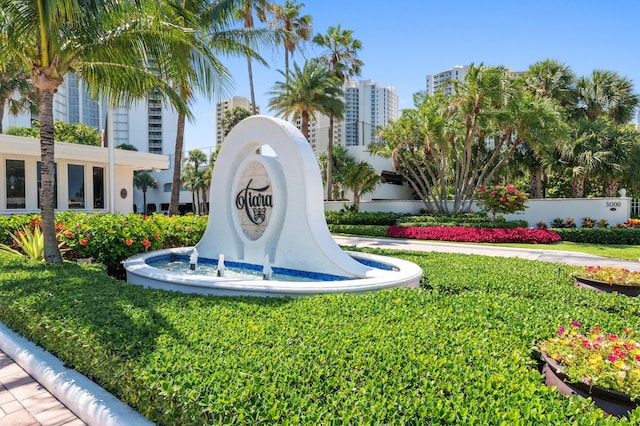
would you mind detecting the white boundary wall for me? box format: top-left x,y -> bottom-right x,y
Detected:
325,197 -> 631,227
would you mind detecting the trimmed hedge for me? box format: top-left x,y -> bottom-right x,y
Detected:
552,228 -> 640,245
398,213 -> 528,229
327,224 -> 389,237
324,211 -> 400,226
1,250 -> 638,424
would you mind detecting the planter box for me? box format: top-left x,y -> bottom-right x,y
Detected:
574,276 -> 640,296
542,353 -> 639,418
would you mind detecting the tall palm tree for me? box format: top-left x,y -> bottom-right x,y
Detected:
520,59 -> 576,198
237,0 -> 271,114
133,171 -> 158,214
313,25 -> 363,200
1,0 -> 194,262
166,0 -> 269,216
267,61 -> 343,141
269,0 -> 312,81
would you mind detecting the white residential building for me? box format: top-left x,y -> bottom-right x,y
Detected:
425,65 -> 469,96
215,96 -> 259,145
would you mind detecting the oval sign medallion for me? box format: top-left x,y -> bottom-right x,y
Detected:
233,159 -> 273,241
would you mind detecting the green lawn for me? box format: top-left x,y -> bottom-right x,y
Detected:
1,250 -> 640,424
464,241 -> 640,261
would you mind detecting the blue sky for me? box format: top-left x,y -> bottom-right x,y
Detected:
184,0 -> 640,151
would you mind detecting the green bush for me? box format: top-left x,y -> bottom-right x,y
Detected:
325,211 -> 399,226
327,224 -> 389,236
1,249 -> 639,424
54,212 -> 207,276
552,227 -> 640,245
398,213 -> 527,229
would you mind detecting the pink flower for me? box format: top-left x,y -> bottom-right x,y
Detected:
609,355 -> 618,362
557,326 -> 565,335
571,321 -> 582,328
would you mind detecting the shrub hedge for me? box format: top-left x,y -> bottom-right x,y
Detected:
552,228 -> 640,245
324,211 -> 399,226
1,250 -> 639,424
327,224 -> 389,237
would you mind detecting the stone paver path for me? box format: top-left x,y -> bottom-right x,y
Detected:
0,352 -> 85,426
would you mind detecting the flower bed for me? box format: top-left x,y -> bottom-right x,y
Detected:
573,266 -> 640,286
538,322 -> 640,408
386,225 -> 561,244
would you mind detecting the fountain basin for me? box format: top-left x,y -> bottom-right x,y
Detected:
124,247 -> 422,297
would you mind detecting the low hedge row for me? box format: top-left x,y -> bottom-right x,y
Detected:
327,224 -> 389,237
552,228 -> 640,245
324,211 -> 399,225
397,220 -> 529,229
0,250 -> 637,423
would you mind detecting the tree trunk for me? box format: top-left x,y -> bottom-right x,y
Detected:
529,166 -> 544,198
326,115 -> 334,201
169,113 -> 186,216
571,177 -> 586,198
38,90 -> 62,263
301,112 -> 309,141
247,57 -> 257,115
603,179 -> 619,197
0,97 -> 5,134
143,190 -> 147,214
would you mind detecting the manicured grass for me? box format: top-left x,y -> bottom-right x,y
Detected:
1,250 -> 639,424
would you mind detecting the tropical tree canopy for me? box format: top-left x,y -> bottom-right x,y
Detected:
7,121 -> 101,146
267,61 -> 344,141
373,64 -> 567,213
221,106 -> 252,137
269,0 -> 312,80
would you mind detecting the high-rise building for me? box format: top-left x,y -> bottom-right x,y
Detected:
215,96 -> 259,145
425,65 -> 469,96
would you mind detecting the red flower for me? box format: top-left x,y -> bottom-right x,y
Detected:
141,240 -> 151,249
65,231 -> 73,238
125,239 -> 133,246
80,239 -> 88,246
608,334 -> 618,341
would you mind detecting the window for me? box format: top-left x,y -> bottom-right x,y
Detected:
93,167 -> 104,209
68,164 -> 85,209
164,183 -> 172,192
37,162 -> 58,209
6,159 -> 25,209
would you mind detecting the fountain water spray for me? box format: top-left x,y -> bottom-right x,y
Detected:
217,254 -> 225,277
189,247 -> 198,270
263,254 -> 273,280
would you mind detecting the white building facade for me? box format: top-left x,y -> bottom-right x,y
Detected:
0,134 -> 168,215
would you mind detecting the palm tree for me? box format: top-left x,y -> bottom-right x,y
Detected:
1,0 -> 195,262
133,171 -> 158,214
267,61 -> 343,141
166,0 -> 269,217
182,149 -> 207,214
342,161 -> 382,211
237,0 -> 272,114
313,25 -> 363,200
575,70 -> 640,124
521,59 -> 576,198
221,105 -> 251,137
269,0 -> 312,81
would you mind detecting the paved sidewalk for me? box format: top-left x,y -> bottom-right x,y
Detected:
334,235 -> 640,271
0,351 -> 84,426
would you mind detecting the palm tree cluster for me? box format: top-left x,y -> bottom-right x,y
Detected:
373,61 -> 640,214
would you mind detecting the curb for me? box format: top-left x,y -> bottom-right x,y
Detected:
0,321 -> 153,426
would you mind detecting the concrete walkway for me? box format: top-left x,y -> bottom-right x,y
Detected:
333,235 -> 640,271
1,236 -> 638,425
